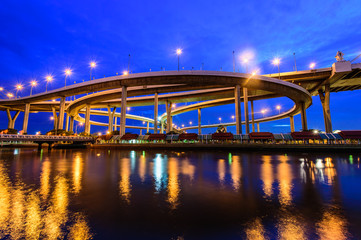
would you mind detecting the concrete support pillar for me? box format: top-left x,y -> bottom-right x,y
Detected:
107,107 -> 114,132
57,96 -> 66,129
198,108 -> 202,135
318,84 -> 332,133
243,88 -> 250,134
69,116 -> 74,132
146,122 -> 150,133
6,109 -> 20,129
120,86 -> 127,136
22,103 -> 30,134
300,102 -> 308,131
251,100 -> 255,132
85,104 -> 91,134
166,100 -> 172,133
234,85 -> 242,135
161,122 -> 164,133
51,107 -> 58,130
154,92 -> 158,133
257,123 -> 260,132
65,114 -> 69,131
114,117 -> 117,131
290,116 -> 295,132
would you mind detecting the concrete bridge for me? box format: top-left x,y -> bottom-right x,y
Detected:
0,58 -> 360,136
0,134 -> 94,149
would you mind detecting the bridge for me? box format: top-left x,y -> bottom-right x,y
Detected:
0,134 -> 94,149
0,57 -> 360,136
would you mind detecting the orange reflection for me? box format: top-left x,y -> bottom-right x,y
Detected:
167,157 -> 180,209
277,155 -> 293,205
277,213 -> 306,240
324,157 -> 336,185
0,163 -> 11,238
40,160 -> 51,200
119,158 -> 131,203
181,159 -> 195,181
25,192 -> 42,239
230,155 -> 241,190
9,184 -> 26,240
68,213 -> 93,240
218,159 -> 226,183
261,155 -> 273,197
245,218 -> 266,240
316,209 -> 348,240
73,155 -> 84,194
138,155 -> 146,182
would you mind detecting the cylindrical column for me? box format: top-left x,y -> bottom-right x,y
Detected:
161,122 -> 164,133
51,107 -> 58,130
290,116 -> 295,132
114,117 -> 117,131
107,107 -> 113,132
251,100 -> 255,132
198,108 -> 201,135
146,122 -> 150,133
120,86 -> 127,136
58,96 -> 66,129
154,92 -> 158,133
22,103 -> 30,134
243,88 -> 250,134
65,114 -> 69,131
69,116 -> 74,132
166,100 -> 171,133
234,85 -> 242,135
301,102 -> 308,131
324,84 -> 332,133
85,104 -> 91,134
6,109 -> 12,129
257,123 -> 260,132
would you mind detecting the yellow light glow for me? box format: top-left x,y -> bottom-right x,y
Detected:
272,58 -> 280,65
98,132 -> 101,136
189,121 -> 192,125
16,84 -> 23,90
0,87 -> 3,91
31,81 -> 37,86
231,115 -> 235,119
106,131 -> 110,134
243,58 -> 249,63
46,76 -> 53,82
127,107 -> 130,111
172,104 -> 176,108
90,62 -> 96,68
7,93 -> 13,98
261,109 -> 266,114
310,62 -> 316,69
123,71 -> 128,75
176,49 -> 182,55
65,69 -> 72,76
79,122 -> 83,126
276,105 -> 281,110
50,116 -> 54,120
218,117 -> 222,121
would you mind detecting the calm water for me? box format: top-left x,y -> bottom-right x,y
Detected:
0,148 -> 361,239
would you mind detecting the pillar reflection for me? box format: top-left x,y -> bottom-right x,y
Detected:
139,155 -> 146,182
277,155 -> 293,205
181,159 -> 195,181
244,218 -> 266,240
316,208 -> 348,240
277,213 -> 306,240
73,155 -> 84,194
68,213 -> 93,240
119,158 -> 131,203
25,192 -> 42,240
0,163 -> 11,238
218,159 -> 226,184
167,157 -> 180,209
40,160 -> 51,200
9,184 -> 26,240
230,155 -> 241,190
154,154 -> 167,192
261,155 -> 273,197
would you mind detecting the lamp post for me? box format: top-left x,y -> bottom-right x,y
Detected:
261,109 -> 267,118
30,80 -> 37,96
176,49 -> 182,71
15,84 -> 23,98
219,117 -> 222,124
65,69 -> 71,87
90,62 -> 96,81
7,93 -> 13,99
309,62 -> 316,69
272,58 -> 281,79
46,75 -> 53,92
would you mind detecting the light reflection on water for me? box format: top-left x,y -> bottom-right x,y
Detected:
0,148 -> 360,239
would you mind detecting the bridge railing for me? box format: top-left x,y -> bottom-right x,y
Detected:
0,134 -> 93,142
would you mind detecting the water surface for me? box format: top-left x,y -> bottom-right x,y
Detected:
0,148 -> 360,239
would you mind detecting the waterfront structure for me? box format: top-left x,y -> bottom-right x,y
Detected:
0,60 -> 360,135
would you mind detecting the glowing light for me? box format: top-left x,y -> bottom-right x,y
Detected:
50,116 -> 54,120
142,121 -> 145,124
172,103 -> 176,108
97,132 -> 101,136
309,62 -> 316,69
16,84 -> 23,90
272,58 -> 280,65
46,76 -> 53,82
219,117 -> 222,121
65,69 -> 72,76
242,58 -> 249,63
127,107 -> 130,111
31,81 -> 37,86
182,124 -> 184,127
79,122 -> 83,126
276,105 -> 281,110
189,121 -> 192,125
231,115 -> 235,119
7,93 -> 13,98
52,99 -> 56,102
0,87 -> 4,91
123,71 -> 128,75
176,49 -> 182,55
90,62 -> 96,68
106,131 -> 110,134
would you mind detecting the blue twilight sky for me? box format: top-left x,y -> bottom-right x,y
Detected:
1,0 -> 361,134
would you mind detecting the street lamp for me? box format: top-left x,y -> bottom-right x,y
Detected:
276,105 -> 281,114
15,84 -> 23,98
219,117 -> 222,123
90,61 -> 96,80
261,109 -> 267,118
45,75 -> 53,92
123,71 -> 128,75
127,107 -> 130,111
50,116 -> 54,120
189,121 -> 192,125
64,69 -> 72,87
272,58 -> 281,79
309,62 -> 316,69
7,93 -> 13,99
242,58 -> 249,73
30,80 -> 37,96
231,115 -> 235,121
176,49 -> 182,71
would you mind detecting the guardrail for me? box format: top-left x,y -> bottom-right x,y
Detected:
0,134 -> 93,142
